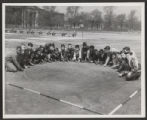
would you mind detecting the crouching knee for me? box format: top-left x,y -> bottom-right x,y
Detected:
5,62 -> 17,72
126,72 -> 141,81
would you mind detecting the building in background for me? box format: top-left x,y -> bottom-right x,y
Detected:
6,6 -> 64,29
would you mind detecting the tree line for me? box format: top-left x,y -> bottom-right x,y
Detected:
6,6 -> 141,31
65,6 -> 141,31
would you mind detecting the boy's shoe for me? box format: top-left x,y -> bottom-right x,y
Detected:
104,64 -> 107,67
89,61 -> 93,63
24,66 -> 29,69
118,72 -> 127,77
118,73 -> 124,77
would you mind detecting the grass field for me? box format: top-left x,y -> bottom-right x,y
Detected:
4,31 -> 142,116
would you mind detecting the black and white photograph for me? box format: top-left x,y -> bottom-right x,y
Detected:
2,2 -> 145,118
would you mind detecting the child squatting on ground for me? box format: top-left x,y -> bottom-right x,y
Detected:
5,42 -> 141,81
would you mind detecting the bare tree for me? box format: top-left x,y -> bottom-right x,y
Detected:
66,6 -> 81,28
127,10 -> 137,31
78,12 -> 90,28
116,14 -> 126,31
66,6 -> 80,18
103,6 -> 115,30
91,9 -> 103,30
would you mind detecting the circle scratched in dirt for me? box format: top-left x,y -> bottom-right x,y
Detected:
23,62 -> 119,83
24,65 -> 66,81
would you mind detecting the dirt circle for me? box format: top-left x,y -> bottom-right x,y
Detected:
24,62 -> 116,82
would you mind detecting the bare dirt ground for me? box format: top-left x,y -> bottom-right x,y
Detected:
4,31 -> 141,115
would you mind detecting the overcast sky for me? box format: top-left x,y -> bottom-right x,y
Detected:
54,6 -> 141,20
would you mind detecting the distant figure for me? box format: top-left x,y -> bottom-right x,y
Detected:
52,32 -> 56,36
47,31 -> 51,35
61,33 -> 67,37
19,30 -> 24,34
10,29 -> 17,33
72,31 -> 77,37
31,31 -> 35,34
38,31 -> 43,35
5,30 -> 9,33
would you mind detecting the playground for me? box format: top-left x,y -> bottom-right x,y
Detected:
4,30 -> 142,115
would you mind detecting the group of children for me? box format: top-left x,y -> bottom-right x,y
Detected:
5,42 -> 141,81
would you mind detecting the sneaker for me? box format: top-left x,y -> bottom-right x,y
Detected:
118,72 -> 127,77
24,65 -> 30,68
118,73 -> 123,77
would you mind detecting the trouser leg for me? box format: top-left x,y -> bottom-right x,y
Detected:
126,71 -> 141,81
5,62 -> 17,72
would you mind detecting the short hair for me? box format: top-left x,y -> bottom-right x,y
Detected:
39,45 -> 44,48
83,42 -> 87,46
123,46 -> 130,54
55,48 -> 59,51
94,49 -> 98,52
123,46 -> 130,51
99,49 -> 104,53
68,43 -> 72,45
16,46 -> 21,50
61,44 -> 65,47
90,45 -> 94,49
104,46 -> 110,50
51,43 -> 55,47
28,42 -> 33,47
75,45 -> 79,48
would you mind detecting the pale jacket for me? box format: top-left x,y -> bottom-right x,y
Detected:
73,48 -> 81,60
126,50 -> 139,71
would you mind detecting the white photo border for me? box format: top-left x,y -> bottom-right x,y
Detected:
2,2 -> 146,118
